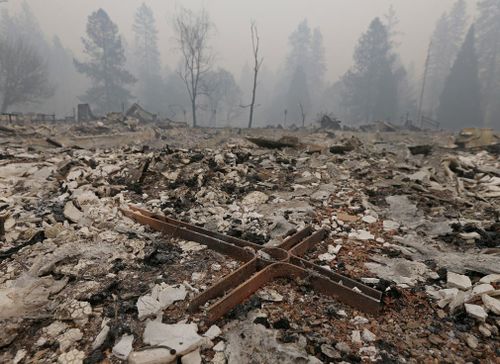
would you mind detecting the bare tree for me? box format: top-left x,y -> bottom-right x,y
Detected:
0,38 -> 52,113
174,7 -> 213,127
248,21 -> 263,128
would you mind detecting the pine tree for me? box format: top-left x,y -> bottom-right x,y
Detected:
133,3 -> 163,112
286,20 -> 311,76
426,0 -> 467,116
284,20 -> 325,118
74,9 -> 135,114
438,26 -> 482,130
310,28 -> 326,94
476,0 -> 500,128
340,18 -> 398,123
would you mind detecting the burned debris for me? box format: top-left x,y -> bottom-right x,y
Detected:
1,121 -> 499,364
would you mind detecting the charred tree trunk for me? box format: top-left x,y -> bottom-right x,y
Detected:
248,22 -> 263,129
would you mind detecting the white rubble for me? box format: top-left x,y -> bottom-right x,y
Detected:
383,220 -> 400,231
351,330 -> 362,344
143,321 -> 203,356
129,348 -> 176,364
181,349 -> 202,364
482,294 -> 500,315
471,284 -> 494,296
361,215 -> 377,224
137,284 -> 187,320
242,191 -> 269,205
57,328 -> 83,351
361,328 -> 376,343
204,325 -> 222,340
464,303 -> 488,322
257,288 -> 284,302
479,274 -> 500,284
63,201 -> 83,223
57,349 -> 85,364
447,272 -> 472,290
348,229 -> 374,241
213,341 -> 225,352
112,334 -> 134,360
91,324 -> 110,350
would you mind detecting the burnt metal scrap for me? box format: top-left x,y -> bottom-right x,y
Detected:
121,205 -> 382,323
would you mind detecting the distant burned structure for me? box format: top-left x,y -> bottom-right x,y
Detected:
77,104 -> 96,122
126,103 -> 157,123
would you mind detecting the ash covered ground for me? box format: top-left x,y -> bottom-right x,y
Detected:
1,120 -> 499,364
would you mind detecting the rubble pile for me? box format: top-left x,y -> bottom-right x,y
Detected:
0,125 -> 499,363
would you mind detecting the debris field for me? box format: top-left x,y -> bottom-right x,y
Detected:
1,121 -> 499,363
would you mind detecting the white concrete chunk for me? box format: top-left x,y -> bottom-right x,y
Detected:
472,284 -> 494,296
464,303 -> 488,322
181,349 -> 201,364
482,294 -> 500,315
112,334 -> 134,360
128,348 -> 176,364
447,271 -> 471,290
203,325 -> 222,340
479,274 -> 500,284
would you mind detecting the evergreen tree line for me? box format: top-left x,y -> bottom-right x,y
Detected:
0,1 -> 498,130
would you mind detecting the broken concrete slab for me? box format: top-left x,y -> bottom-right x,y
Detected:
143,321 -> 203,356
464,304 -> 488,322
482,294 -> 500,315
447,272 -> 472,290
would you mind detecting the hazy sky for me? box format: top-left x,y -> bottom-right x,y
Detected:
3,0 -> 476,83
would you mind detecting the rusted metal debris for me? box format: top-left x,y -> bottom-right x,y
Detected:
122,205 -> 382,323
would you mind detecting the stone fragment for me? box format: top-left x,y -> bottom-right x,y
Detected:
348,229 -> 374,241
57,349 -> 85,364
359,346 -> 378,359
44,321 -> 69,338
257,288 -> 284,302
137,284 -> 187,320
181,349 -> 201,364
213,341 -> 225,352
128,348 -> 176,364
350,316 -> 369,325
472,284 -> 494,296
242,191 -> 269,205
482,294 -> 500,315
318,252 -> 336,262
479,274 -> 500,284
212,352 -> 226,364
57,328 -> 83,351
361,278 -> 380,285
465,334 -> 478,349
56,300 -> 92,326
449,290 -> 466,313
447,272 -> 471,290
91,324 -> 110,350
436,288 -> 458,308
112,334 -> 134,360
143,321 -> 203,356
13,349 -> 26,364
320,344 -> 341,359
383,220 -> 400,231
336,213 -> 358,223
464,303 -> 488,321
204,325 -> 222,340
335,341 -> 351,354
351,330 -> 362,344
361,328 -> 376,343
479,324 -> 492,337
362,215 -> 377,224
63,201 -> 83,223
